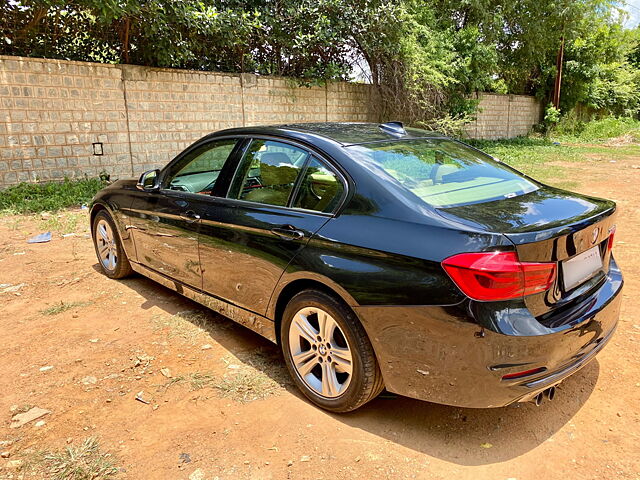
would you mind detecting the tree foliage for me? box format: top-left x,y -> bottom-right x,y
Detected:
1,0 -> 639,122
1,0 -> 356,82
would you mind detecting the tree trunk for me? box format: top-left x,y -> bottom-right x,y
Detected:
123,17 -> 131,64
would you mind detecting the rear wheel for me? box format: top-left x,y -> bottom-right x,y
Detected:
92,210 -> 133,279
281,289 -> 384,412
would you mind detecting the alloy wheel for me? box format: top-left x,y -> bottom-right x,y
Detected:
288,306 -> 353,398
96,219 -> 118,271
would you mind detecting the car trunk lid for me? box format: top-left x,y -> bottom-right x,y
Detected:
436,186 -> 617,316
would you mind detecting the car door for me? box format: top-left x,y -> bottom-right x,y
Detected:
198,138 -> 347,316
129,138 -> 241,288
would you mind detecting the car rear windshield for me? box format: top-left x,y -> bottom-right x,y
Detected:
347,139 -> 538,208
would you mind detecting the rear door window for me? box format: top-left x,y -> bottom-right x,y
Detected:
347,139 -> 538,207
292,156 -> 345,213
228,139 -> 346,213
229,140 -> 308,207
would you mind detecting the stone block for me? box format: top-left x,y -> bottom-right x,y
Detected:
3,171 -> 18,184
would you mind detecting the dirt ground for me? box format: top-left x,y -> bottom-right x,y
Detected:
0,153 -> 639,480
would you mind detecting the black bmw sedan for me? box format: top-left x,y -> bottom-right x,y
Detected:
90,122 -> 623,412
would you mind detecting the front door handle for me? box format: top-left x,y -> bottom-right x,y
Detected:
180,210 -> 201,223
271,225 -> 304,240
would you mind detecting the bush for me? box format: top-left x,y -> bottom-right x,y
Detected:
543,104 -> 561,132
573,117 -> 640,141
0,177 -> 107,214
551,115 -> 640,142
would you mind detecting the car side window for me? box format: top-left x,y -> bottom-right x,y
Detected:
292,156 -> 345,213
163,139 -> 237,195
229,140 -> 309,207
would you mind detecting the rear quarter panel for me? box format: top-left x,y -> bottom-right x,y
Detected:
274,213 -> 511,307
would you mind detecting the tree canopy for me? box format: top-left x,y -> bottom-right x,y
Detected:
1,0 -> 639,123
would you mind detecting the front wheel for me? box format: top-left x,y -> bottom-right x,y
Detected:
281,289 -> 384,412
92,210 -> 133,279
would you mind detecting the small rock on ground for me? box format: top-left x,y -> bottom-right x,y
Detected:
81,376 -> 98,385
5,459 -> 23,470
189,468 -> 205,480
10,407 -> 51,429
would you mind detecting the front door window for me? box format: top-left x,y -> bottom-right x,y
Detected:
164,139 -> 238,195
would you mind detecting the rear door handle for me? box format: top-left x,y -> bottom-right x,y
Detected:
271,225 -> 304,240
180,210 -> 201,223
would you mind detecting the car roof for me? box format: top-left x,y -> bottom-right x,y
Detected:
281,122 -> 444,145
211,122 -> 446,146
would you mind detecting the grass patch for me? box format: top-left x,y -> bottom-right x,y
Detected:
214,352 -> 285,402
0,178 -> 107,215
465,133 -> 640,190
189,371 -> 216,390
214,368 -> 281,403
5,216 -> 25,231
41,301 -> 91,316
39,210 -> 88,234
156,350 -> 286,401
465,136 -> 582,187
551,116 -> 640,143
156,371 -> 216,392
151,310 -> 224,342
24,437 -> 119,480
156,375 -> 187,392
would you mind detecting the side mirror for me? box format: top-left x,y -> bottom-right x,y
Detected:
137,169 -> 160,191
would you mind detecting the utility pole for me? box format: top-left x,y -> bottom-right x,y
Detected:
552,34 -> 565,109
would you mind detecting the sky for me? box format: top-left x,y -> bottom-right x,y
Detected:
624,0 -> 640,27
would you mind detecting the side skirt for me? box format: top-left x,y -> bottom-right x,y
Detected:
130,261 -> 277,343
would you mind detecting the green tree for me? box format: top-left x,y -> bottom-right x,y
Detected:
1,0 -> 639,122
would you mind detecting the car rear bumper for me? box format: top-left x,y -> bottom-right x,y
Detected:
353,258 -> 623,408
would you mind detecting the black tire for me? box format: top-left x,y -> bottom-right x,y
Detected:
280,289 -> 384,412
92,210 -> 133,279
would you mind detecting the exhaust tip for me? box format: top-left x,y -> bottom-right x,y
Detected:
546,386 -> 556,401
534,392 -> 544,406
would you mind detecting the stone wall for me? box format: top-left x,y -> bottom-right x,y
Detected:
121,65 -> 245,174
0,58 -> 130,185
464,93 -> 543,140
0,56 -> 541,187
0,56 -> 377,187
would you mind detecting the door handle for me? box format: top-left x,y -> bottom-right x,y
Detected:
180,210 -> 201,223
270,225 -> 304,240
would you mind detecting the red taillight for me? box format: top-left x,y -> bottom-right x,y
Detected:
607,226 -> 616,252
442,251 -> 556,301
